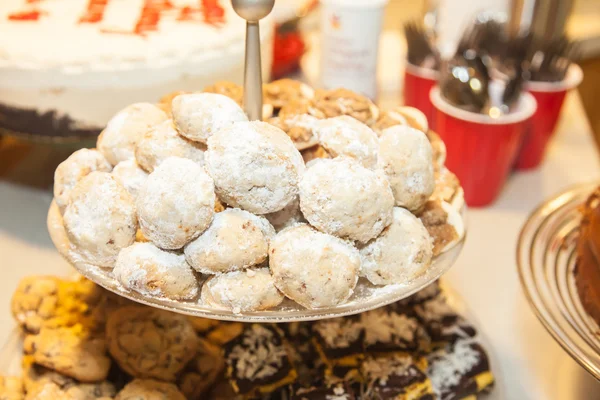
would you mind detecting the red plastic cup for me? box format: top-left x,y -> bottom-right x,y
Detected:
515,64 -> 583,170
430,86 -> 537,207
403,62 -> 439,127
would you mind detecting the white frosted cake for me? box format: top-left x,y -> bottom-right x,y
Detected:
0,0 -> 273,140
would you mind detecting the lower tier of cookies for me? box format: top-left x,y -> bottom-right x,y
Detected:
0,275 -> 496,400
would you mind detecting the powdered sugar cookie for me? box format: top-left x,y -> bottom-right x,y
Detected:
205,121 -> 305,214
111,159 -> 149,199
360,207 -> 433,285
137,157 -> 215,250
97,103 -> 168,166
135,119 -> 205,173
314,116 -> 379,169
378,125 -> 435,212
63,172 -> 137,268
53,149 -> 112,213
269,224 -> 360,308
172,93 -> 248,144
114,242 -> 198,300
299,157 -> 394,243
201,268 -> 284,313
184,208 -> 273,274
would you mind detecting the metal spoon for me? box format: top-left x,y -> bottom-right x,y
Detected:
231,0 -> 275,121
439,53 -> 490,114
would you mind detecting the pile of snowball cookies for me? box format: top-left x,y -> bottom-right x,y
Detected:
52,80 -> 462,313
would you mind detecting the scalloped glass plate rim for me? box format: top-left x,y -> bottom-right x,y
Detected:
47,200 -> 466,322
516,181 -> 600,380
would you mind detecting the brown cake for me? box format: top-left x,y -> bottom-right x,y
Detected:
575,187 -> 600,325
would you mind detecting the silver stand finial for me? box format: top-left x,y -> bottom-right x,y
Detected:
231,0 -> 275,121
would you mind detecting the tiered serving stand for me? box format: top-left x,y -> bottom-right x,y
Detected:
44,0 -> 468,323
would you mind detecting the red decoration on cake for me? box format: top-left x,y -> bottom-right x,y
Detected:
8,9 -> 45,21
134,0 -> 174,35
177,0 -> 225,25
202,0 -> 225,25
8,0 -> 46,21
79,0 -> 109,24
8,0 -> 227,34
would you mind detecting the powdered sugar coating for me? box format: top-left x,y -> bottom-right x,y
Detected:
97,103 -> 168,166
135,119 -> 205,173
378,125 -> 435,212
314,116 -> 379,169
63,172 -> 137,268
205,121 -> 305,214
184,208 -> 272,274
269,224 -> 360,309
265,197 -> 305,232
359,207 -> 433,285
172,93 -> 248,144
201,268 -> 284,313
54,149 -> 112,213
111,159 -> 149,199
137,157 -> 215,250
299,157 -> 394,243
114,242 -> 198,300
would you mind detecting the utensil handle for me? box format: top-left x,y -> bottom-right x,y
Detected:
244,21 -> 263,121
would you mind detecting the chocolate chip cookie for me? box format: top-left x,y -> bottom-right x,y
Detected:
106,306 -> 198,381
23,325 -> 111,383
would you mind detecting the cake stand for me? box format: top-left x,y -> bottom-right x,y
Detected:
47,201 -> 466,322
517,182 -> 600,380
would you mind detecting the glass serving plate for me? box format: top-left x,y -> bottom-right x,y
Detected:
517,182 -> 600,381
47,201 -> 466,323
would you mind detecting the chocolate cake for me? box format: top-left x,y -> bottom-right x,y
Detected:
575,187 -> 600,325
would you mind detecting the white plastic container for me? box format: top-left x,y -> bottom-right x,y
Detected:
319,0 -> 388,99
